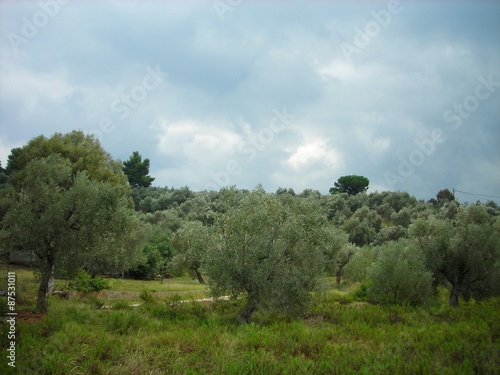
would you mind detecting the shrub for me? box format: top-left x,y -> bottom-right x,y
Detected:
344,246 -> 376,283
84,295 -> 105,309
353,280 -> 372,301
140,289 -> 156,303
112,300 -> 131,310
367,240 -> 433,306
69,270 -> 110,292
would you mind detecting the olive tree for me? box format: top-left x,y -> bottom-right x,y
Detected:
368,240 -> 433,305
342,207 -> 382,246
410,204 -> 500,306
334,243 -> 356,284
343,246 -> 376,283
171,221 -> 209,284
0,155 -> 138,312
321,225 -> 349,279
204,191 -> 331,323
6,131 -> 127,189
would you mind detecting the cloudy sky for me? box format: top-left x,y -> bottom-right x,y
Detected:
1,1 -> 499,202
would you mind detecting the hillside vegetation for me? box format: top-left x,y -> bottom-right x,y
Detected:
1,132 -> 499,373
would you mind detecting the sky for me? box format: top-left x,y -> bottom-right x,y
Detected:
1,0 -> 499,202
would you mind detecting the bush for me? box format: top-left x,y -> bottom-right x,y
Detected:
69,270 -> 110,292
353,280 -> 372,301
112,300 -> 131,310
140,289 -> 156,303
367,240 -> 433,306
84,295 -> 105,309
344,246 -> 376,283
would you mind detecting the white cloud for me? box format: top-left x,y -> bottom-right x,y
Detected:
286,138 -> 342,170
316,59 -> 358,82
154,119 -> 242,161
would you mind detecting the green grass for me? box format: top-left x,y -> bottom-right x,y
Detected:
107,276 -> 208,293
1,268 -> 499,374
0,267 -> 210,305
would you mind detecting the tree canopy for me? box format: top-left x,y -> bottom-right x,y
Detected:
6,131 -> 127,189
0,132 -> 143,312
330,175 -> 369,196
1,156 -> 137,311
123,151 -> 155,188
204,191 -> 333,323
409,204 -> 500,306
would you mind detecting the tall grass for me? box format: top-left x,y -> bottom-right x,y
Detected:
1,269 -> 498,374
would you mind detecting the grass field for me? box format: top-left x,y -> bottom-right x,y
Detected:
1,266 -> 499,374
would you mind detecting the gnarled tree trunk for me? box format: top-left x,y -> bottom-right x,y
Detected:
239,297 -> 257,324
195,269 -> 205,284
449,283 -> 462,307
37,262 -> 54,313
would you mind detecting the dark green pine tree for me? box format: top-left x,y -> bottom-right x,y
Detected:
123,151 -> 155,188
330,175 -> 369,196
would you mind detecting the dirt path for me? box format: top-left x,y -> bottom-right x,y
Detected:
103,295 -> 231,309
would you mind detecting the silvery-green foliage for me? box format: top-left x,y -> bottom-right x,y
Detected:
0,155 -> 140,311
321,193 -> 351,224
322,225 -> 349,275
343,246 -> 376,283
334,243 -> 357,283
374,225 -> 407,245
342,206 -> 382,246
171,221 -> 209,283
60,170 -> 140,276
368,240 -> 433,306
409,204 -> 500,305
391,206 -> 412,228
204,190 -> 330,322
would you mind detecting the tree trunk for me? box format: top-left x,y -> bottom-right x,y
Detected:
449,284 -> 461,307
239,298 -> 257,324
37,267 -> 52,313
336,274 -> 341,284
195,269 -> 205,284
48,266 -> 55,294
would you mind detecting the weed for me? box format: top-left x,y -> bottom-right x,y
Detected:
112,300 -> 132,310
84,295 -> 105,309
139,289 -> 156,304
